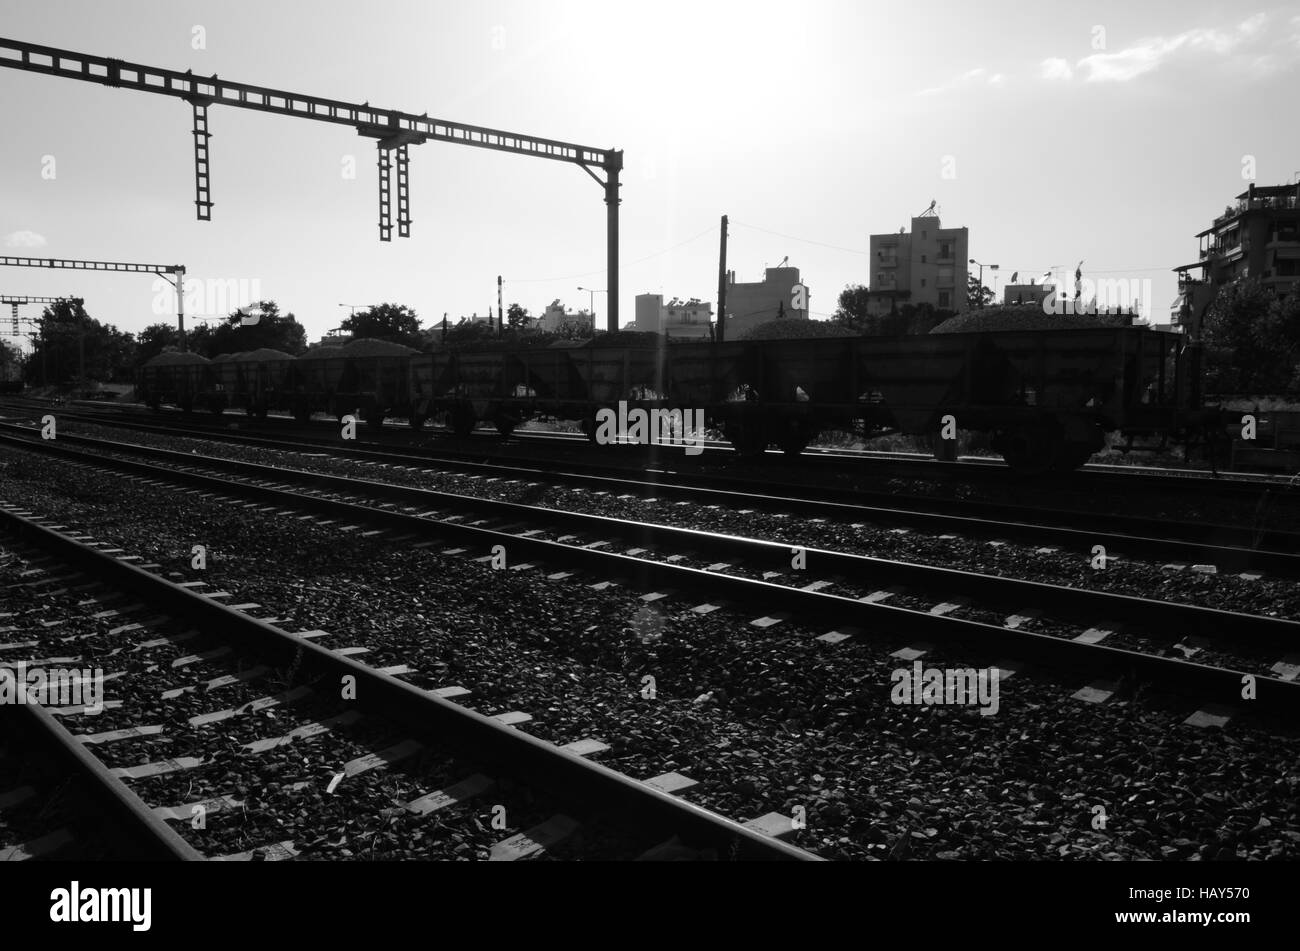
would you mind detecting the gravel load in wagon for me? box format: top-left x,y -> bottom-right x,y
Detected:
930,308 -> 1132,334
452,337 -> 571,352
742,319 -> 859,341
233,348 -> 296,362
340,339 -> 418,357
144,351 -> 212,366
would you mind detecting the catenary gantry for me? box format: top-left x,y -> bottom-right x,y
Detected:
0,37 -> 624,332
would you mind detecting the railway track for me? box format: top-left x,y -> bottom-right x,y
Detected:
5,426 -> 1299,726
0,506 -> 814,861
6,412 -> 1300,579
6,396 -> 1297,503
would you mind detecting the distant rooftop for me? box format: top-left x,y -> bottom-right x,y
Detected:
1234,183 -> 1300,200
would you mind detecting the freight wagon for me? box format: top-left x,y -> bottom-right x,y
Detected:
139,326 -> 1218,473
413,325 -> 1212,473
291,339 -> 418,427
137,352 -> 214,414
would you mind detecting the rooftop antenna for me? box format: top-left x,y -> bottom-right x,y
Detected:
918,199 -> 939,217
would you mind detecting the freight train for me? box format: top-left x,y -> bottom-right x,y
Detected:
137,325 -> 1220,474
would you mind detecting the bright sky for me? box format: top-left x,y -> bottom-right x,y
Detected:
2,0 -> 1298,346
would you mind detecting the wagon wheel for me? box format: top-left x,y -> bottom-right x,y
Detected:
776,420 -> 807,457
580,416 -> 600,443
1052,442 -> 1095,473
364,408 -> 386,431
997,427 -> 1061,476
725,419 -> 769,458
293,405 -> 312,424
450,404 -> 477,438
494,417 -> 517,439
408,413 -> 427,430
776,420 -> 815,458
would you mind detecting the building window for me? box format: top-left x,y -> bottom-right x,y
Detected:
939,291 -> 950,308
921,254 -> 927,264
921,279 -> 927,288
940,242 -> 951,257
922,231 -> 927,240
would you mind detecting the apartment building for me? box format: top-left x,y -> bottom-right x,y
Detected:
634,293 -> 713,338
537,300 -> 595,332
1172,181 -> 1300,335
867,213 -> 969,315
721,266 -> 808,339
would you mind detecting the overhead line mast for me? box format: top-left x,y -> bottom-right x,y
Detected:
0,37 -> 624,332
1,295 -> 84,336
0,257 -> 187,350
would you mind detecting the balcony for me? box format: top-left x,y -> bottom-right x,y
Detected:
1201,242 -> 1244,260
1213,194 -> 1299,227
877,255 -> 899,268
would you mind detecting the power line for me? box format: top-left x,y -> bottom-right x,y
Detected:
1010,264 -> 1180,276
731,221 -> 866,256
511,226 -> 716,283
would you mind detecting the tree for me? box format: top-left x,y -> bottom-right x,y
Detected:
829,285 -> 950,336
967,275 -> 994,309
24,301 -> 136,386
0,337 -> 22,383
205,300 -> 307,357
831,284 -> 873,333
553,320 -> 595,341
135,323 -> 181,366
443,319 -> 497,344
506,303 -> 531,331
1201,280 -> 1300,393
341,302 -> 422,347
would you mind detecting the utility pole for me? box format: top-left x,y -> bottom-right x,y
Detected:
177,269 -> 186,351
716,214 -> 729,343
497,275 -> 503,336
605,160 -> 622,333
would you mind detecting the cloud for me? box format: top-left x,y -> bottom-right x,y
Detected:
1071,13 -> 1288,83
918,67 -> 1006,96
1040,57 -> 1073,81
3,230 -> 47,249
